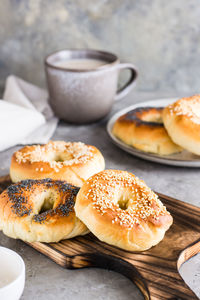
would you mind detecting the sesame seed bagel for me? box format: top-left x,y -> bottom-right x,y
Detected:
10,141 -> 105,186
0,178 -> 89,242
163,95 -> 200,155
75,170 -> 173,252
112,107 -> 182,155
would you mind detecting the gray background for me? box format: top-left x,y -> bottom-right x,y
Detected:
0,1 -> 200,299
1,0 -> 200,93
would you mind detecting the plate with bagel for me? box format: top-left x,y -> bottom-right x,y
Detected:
107,96 -> 200,167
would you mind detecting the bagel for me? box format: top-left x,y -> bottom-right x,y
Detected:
10,141 -> 105,186
112,107 -> 182,155
0,178 -> 89,242
74,170 -> 173,252
163,95 -> 200,155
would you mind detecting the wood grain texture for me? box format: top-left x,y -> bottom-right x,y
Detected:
0,175 -> 199,300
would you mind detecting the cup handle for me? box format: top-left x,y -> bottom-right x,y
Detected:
114,63 -> 138,101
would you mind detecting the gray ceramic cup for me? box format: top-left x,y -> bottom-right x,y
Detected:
45,49 -> 137,123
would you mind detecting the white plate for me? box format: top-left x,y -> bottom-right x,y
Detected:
107,98 -> 200,167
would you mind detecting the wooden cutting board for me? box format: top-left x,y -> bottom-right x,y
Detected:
0,175 -> 199,300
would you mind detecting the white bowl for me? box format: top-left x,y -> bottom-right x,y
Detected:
0,247 -> 25,300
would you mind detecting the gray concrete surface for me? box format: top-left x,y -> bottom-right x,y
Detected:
0,91 -> 199,299
1,0 -> 200,94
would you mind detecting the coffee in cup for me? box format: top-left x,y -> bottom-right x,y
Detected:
45,49 -> 137,123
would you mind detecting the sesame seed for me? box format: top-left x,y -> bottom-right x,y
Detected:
14,141 -> 94,172
85,170 -> 170,228
169,95 -> 200,124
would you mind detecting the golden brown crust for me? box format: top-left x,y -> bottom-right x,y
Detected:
112,107 -> 182,155
75,170 -> 173,251
10,141 -> 105,186
163,95 -> 200,155
0,178 -> 89,242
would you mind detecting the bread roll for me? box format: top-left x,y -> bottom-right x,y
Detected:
0,178 -> 89,242
75,170 -> 173,252
163,95 -> 200,155
112,107 -> 182,155
10,141 -> 105,186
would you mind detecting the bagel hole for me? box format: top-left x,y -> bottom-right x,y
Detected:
118,197 -> 129,210
54,156 -> 65,162
39,192 -> 55,213
54,153 -> 73,162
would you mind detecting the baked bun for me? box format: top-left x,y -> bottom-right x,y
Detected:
0,178 -> 89,242
112,107 -> 182,155
10,141 -> 105,186
75,170 -> 173,252
163,95 -> 200,155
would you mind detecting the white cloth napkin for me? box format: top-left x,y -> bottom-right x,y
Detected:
0,75 -> 58,151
